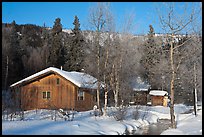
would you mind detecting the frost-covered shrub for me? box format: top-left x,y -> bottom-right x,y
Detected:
132,105 -> 141,120
113,106 -> 128,121
57,108 -> 75,121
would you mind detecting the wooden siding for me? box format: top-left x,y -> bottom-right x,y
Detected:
163,96 -> 168,107
151,96 -> 164,106
75,88 -> 96,111
15,73 -> 96,111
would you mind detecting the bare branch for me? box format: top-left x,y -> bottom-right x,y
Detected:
175,56 -> 184,73
172,37 -> 192,50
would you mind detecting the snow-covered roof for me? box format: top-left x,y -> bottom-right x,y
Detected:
149,90 -> 168,96
131,77 -> 150,92
10,67 -> 98,89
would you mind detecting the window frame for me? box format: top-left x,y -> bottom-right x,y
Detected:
47,91 -> 51,99
77,89 -> 85,101
56,78 -> 60,85
43,92 -> 47,99
42,91 -> 51,99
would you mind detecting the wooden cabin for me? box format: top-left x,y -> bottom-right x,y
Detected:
129,77 -> 150,105
149,90 -> 168,107
130,89 -> 149,105
10,67 -> 98,111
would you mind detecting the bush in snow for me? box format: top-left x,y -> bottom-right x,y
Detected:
58,108 -> 75,121
113,105 -> 128,121
132,105 -> 141,120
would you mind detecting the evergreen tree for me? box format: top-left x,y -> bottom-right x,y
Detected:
64,16 -> 86,71
148,24 -> 155,37
52,18 -> 62,36
48,18 -> 65,68
140,25 -> 163,88
72,15 -> 81,34
7,21 -> 24,87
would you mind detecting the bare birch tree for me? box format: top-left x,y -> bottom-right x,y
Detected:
88,2 -> 114,114
156,2 -> 201,128
110,10 -> 137,107
101,5 -> 115,116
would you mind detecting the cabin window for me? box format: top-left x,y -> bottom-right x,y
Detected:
78,90 -> 84,101
56,78 -> 60,85
42,91 -> 51,99
43,92 -> 46,99
47,92 -> 50,99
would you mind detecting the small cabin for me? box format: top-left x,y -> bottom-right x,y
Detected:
149,90 -> 168,107
10,67 -> 99,111
129,77 -> 150,105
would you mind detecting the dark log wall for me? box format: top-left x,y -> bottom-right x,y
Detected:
133,91 -> 147,105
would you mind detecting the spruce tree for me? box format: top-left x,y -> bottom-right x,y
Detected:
72,16 -> 81,34
8,21 -> 24,87
52,18 -> 62,36
48,18 -> 65,68
64,16 -> 85,71
148,25 -> 155,37
140,25 -> 162,88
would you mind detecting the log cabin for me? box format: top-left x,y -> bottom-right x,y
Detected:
130,89 -> 149,105
10,67 -> 99,111
149,90 -> 168,107
129,77 -> 150,105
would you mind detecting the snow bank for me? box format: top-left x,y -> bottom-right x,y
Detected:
161,110 -> 202,135
2,104 -> 202,135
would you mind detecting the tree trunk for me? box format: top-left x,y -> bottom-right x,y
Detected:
170,77 -> 176,128
114,93 -> 118,108
103,90 -> 108,116
170,35 -> 176,128
113,55 -> 122,108
103,48 -> 109,116
193,62 -> 197,116
97,82 -> 100,112
115,63 -> 119,108
96,32 -> 101,113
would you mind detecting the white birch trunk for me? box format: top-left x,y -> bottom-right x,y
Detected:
170,34 -> 176,128
103,47 -> 109,116
194,63 -> 197,116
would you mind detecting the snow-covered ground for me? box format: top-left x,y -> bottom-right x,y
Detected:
161,109 -> 202,135
2,103 -> 202,135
